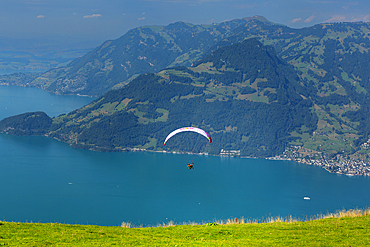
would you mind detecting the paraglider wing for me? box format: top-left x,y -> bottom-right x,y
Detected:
164,127 -> 212,145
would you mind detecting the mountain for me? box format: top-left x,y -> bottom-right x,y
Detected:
3,18 -> 370,160
4,16 -> 370,100
20,18 -> 256,96
0,37 -> 96,73
0,39 -> 318,157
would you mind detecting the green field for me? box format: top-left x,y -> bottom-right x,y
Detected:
1,209 -> 369,246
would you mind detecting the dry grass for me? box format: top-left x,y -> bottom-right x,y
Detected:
216,215 -> 297,225
121,208 -> 370,228
120,221 -> 132,228
319,208 -> 370,219
219,208 -> 370,225
156,220 -> 176,227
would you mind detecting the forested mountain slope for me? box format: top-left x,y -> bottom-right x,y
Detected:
0,39 -> 318,157
3,22 -> 370,159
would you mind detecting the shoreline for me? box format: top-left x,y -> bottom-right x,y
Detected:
120,145 -> 370,177
24,135 -> 370,177
270,146 -> 370,177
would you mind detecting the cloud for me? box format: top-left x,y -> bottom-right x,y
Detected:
310,13 -> 370,23
304,14 -> 315,23
153,0 -> 222,3
305,1 -> 336,3
36,15 -> 45,18
138,17 -> 146,20
325,15 -> 346,23
163,0 -> 222,2
233,3 -> 256,9
83,14 -> 102,18
363,14 -> 370,22
291,17 -> 301,23
312,11 -> 370,24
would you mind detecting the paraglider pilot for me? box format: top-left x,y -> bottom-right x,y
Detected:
187,163 -> 194,169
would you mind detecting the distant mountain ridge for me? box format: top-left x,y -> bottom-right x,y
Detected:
3,16 -> 370,99
0,37 -> 96,73
23,17 -> 255,96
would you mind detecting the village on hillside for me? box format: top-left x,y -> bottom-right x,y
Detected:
270,145 -> 370,177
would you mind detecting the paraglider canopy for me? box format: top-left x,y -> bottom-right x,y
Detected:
164,127 -> 212,145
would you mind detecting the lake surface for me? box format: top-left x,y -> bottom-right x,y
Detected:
1,85 -> 370,227
0,85 -> 94,119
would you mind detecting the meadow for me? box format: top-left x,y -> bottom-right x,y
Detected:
1,209 -> 369,246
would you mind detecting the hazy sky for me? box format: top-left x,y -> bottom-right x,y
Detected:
1,0 -> 370,45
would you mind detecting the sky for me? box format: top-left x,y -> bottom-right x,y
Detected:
1,0 -> 370,48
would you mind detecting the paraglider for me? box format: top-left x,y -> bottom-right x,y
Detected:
163,127 -> 212,146
187,163 -> 194,169
164,127 -> 212,169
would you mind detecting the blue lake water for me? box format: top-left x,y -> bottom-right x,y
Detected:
0,85 -> 94,118
1,85 -> 370,226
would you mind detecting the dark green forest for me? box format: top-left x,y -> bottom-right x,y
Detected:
0,112 -> 52,135
0,39 -> 320,157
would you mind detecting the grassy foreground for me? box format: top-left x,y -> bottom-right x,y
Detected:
1,209 -> 370,246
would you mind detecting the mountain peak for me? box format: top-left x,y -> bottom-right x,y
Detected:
242,15 -> 270,23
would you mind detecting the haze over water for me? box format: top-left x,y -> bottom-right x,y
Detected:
1,85 -> 370,226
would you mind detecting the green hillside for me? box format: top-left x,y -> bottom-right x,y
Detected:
0,39 -> 318,157
1,209 -> 369,246
2,36 -> 370,166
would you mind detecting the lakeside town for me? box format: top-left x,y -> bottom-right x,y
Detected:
269,146 -> 370,177
218,145 -> 370,177
128,145 -> 370,177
